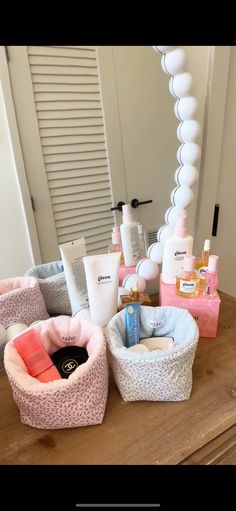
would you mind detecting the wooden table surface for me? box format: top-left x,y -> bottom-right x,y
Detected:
0,290 -> 236,465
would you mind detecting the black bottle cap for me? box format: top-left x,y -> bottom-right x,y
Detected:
51,346 -> 88,379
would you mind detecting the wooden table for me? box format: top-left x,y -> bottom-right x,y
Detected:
0,290 -> 236,465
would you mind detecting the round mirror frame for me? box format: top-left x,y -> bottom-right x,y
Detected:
125,45 -> 201,289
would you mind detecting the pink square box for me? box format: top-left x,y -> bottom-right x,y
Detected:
159,274 -> 221,338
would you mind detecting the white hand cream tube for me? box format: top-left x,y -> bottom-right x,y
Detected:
83,252 -> 121,327
59,238 -> 89,316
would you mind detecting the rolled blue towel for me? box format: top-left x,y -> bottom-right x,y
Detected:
25,261 -> 72,316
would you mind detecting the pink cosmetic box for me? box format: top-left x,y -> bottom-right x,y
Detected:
159,274 -> 221,338
119,264 -> 136,286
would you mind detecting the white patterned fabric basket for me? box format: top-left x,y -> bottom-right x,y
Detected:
25,261 -> 72,316
106,306 -> 199,402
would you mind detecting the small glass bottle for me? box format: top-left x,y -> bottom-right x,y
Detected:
203,255 -> 219,298
120,279 -> 152,307
195,239 -> 211,288
108,226 -> 124,264
176,255 -> 199,298
130,279 -> 140,301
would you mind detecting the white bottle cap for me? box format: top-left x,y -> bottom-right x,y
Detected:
183,255 -> 195,272
203,239 -> 211,251
112,226 -> 121,245
122,204 -> 134,224
208,255 -> 218,272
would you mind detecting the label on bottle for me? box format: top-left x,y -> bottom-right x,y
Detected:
130,225 -> 140,261
179,279 -> 197,293
174,250 -> 187,261
197,265 -> 208,280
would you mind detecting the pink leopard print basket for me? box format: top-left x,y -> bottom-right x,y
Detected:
4,315 -> 109,429
0,276 -> 49,328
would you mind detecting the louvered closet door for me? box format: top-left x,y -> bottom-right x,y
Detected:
7,46 -> 116,263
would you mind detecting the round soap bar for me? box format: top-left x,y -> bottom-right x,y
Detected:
127,344 -> 149,353
140,337 -> 175,351
6,323 -> 28,343
0,323 -> 7,347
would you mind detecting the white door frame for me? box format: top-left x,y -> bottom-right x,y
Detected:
6,46 -> 59,263
0,46 -> 42,265
194,46 -> 231,253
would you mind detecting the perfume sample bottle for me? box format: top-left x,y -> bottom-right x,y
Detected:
195,239 -> 211,287
108,226 -> 124,264
204,255 -> 219,298
120,279 -> 152,307
176,255 -> 199,298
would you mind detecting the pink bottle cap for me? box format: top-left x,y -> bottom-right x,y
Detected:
183,255 -> 195,272
173,215 -> 187,238
208,255 -> 218,272
112,226 -> 121,245
122,204 -> 134,224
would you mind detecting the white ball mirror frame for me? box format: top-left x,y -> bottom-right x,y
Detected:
123,45 -> 201,293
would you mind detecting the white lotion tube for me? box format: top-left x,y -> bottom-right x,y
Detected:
83,252 -> 120,327
59,238 -> 89,315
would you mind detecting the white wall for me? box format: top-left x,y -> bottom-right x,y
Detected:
0,82 -> 33,278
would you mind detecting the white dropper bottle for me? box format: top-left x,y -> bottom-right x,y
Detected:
162,215 -> 193,284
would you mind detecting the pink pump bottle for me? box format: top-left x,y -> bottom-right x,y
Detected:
204,255 -> 219,298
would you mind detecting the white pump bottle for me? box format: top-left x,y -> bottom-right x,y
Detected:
120,204 -> 140,267
162,215 -> 193,284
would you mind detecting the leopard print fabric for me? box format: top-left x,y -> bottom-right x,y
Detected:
4,316 -> 108,429
0,277 -> 49,328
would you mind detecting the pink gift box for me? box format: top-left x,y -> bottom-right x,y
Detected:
159,274 -> 221,338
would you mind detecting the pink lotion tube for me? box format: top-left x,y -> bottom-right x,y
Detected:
204,255 -> 219,298
13,329 -> 62,382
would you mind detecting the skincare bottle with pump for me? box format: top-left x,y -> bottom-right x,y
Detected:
108,226 -> 124,264
162,215 -> 193,284
204,255 -> 219,298
176,255 -> 199,298
195,239 -> 211,287
120,204 -> 140,267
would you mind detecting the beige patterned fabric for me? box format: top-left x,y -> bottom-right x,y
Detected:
0,277 -> 49,328
106,306 -> 199,402
25,262 -> 72,315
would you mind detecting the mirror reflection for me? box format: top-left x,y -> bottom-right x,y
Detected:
0,45 -> 178,277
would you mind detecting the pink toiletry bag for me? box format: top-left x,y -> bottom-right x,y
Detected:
4,315 -> 109,429
0,276 -> 49,328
